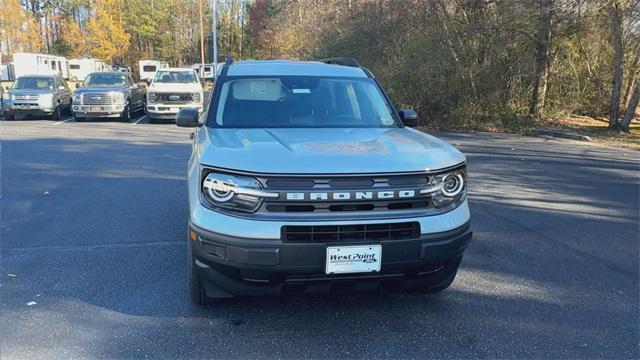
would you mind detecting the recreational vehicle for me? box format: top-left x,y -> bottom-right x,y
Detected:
68,58 -> 110,81
139,60 -> 169,82
13,53 -> 68,79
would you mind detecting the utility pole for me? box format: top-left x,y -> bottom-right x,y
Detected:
240,3 -> 244,59
199,0 -> 205,76
211,0 -> 218,67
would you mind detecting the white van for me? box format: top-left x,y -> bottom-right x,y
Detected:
68,58 -> 109,81
139,60 -> 169,82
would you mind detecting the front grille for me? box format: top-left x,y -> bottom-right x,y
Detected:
14,94 -> 39,101
82,93 -> 113,105
282,222 -> 420,243
157,93 -> 193,104
261,173 -> 434,213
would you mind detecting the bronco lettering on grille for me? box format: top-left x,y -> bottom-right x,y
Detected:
285,190 -> 417,201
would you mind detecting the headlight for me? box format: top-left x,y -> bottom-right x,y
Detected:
73,93 -> 82,105
38,93 -> 54,107
422,167 -> 467,208
148,92 -> 157,104
193,93 -> 201,103
110,92 -> 125,104
201,171 -> 278,213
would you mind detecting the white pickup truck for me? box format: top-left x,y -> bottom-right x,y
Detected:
146,68 -> 203,123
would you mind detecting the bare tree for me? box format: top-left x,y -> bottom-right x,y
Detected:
608,0 -> 624,129
529,0 -> 553,117
620,80 -> 639,132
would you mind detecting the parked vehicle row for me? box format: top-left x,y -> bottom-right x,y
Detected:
3,66 -> 204,123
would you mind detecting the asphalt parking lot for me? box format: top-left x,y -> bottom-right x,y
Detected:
1,117 -> 638,359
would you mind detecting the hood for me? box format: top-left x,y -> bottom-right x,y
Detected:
74,85 -> 128,94
197,127 -> 465,174
10,88 -> 55,95
149,82 -> 202,93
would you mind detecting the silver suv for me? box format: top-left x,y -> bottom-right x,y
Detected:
4,75 -> 72,120
177,58 -> 472,304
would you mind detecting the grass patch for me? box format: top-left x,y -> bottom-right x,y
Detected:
537,115 -> 640,149
420,111 -> 639,149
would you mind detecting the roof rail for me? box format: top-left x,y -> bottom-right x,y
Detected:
320,57 -> 374,78
219,54 -> 234,78
319,57 -> 362,68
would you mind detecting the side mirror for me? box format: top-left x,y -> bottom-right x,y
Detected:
76,82 -> 82,88
176,108 -> 201,127
399,109 -> 418,127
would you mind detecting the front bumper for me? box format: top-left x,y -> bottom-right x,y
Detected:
147,103 -> 202,119
5,105 -> 54,117
73,104 -> 125,118
189,205 -> 472,296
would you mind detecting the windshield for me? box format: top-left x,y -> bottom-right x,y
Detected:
84,73 -> 127,87
154,71 -> 198,83
209,76 -> 397,128
13,77 -> 55,90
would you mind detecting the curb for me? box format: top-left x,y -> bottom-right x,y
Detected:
534,129 -> 592,142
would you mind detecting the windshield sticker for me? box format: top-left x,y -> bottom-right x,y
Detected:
250,81 -> 267,95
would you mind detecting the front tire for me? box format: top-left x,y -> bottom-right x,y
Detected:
51,105 -> 63,120
120,104 -> 131,122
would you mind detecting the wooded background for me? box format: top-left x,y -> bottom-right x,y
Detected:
1,0 -> 639,132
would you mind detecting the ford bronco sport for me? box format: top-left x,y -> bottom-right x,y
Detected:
176,58 -> 472,304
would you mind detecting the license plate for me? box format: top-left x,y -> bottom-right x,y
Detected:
90,106 -> 102,112
326,245 -> 381,274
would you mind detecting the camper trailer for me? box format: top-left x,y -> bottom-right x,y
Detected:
68,58 -> 110,81
191,63 -> 215,81
139,60 -> 169,82
112,64 -> 132,73
0,59 -> 14,81
13,53 -> 68,79
191,62 -> 223,81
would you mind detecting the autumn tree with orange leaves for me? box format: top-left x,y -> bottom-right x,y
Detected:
0,0 -> 42,53
87,0 -> 130,62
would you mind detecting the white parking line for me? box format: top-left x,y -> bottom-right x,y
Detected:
52,117 -> 74,126
133,115 -> 147,124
